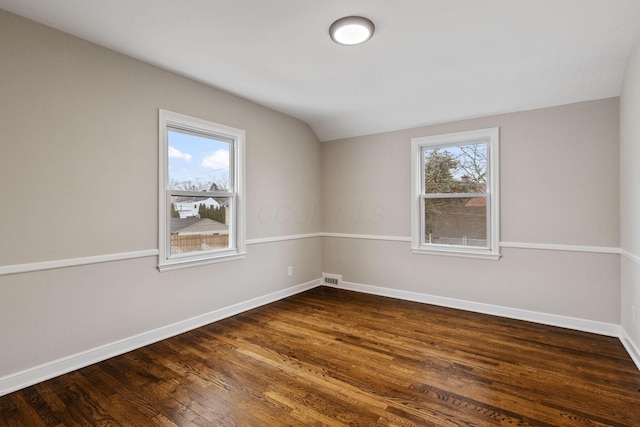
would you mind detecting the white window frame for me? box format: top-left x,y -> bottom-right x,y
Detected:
411,127 -> 500,260
158,109 -> 246,271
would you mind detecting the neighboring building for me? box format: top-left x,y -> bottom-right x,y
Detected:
426,197 -> 487,247
170,217 -> 229,254
170,218 -> 228,236
174,197 -> 220,218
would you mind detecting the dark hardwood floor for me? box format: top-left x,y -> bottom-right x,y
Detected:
2,286 -> 640,426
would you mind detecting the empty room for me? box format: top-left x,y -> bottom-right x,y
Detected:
2,1 -> 640,425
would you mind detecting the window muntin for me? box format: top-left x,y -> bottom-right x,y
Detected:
159,110 -> 245,271
411,128 -> 499,259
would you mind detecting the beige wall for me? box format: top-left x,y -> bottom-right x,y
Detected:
0,7 -> 634,387
323,98 -> 621,323
620,37 -> 640,352
0,10 -> 322,377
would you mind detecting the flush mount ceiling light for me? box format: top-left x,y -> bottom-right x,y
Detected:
329,16 -> 375,46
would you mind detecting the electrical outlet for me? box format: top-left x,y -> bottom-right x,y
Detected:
287,266 -> 293,277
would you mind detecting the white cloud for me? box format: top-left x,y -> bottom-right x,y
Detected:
168,146 -> 192,161
201,149 -> 229,170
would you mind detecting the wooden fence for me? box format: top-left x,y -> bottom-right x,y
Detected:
170,234 -> 229,254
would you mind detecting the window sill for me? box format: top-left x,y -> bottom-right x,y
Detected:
411,246 -> 501,261
157,252 -> 246,272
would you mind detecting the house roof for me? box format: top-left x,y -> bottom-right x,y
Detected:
171,218 -> 228,235
2,1 -> 639,141
174,197 -> 220,207
170,218 -> 202,234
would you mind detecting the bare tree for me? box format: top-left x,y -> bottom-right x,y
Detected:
456,144 -> 487,187
169,176 -> 228,192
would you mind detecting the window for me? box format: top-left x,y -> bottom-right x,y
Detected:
411,128 -> 500,260
158,110 -> 245,271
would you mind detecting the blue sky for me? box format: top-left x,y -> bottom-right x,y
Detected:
168,130 -> 230,189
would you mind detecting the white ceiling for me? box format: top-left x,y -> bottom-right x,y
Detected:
2,0 -> 640,141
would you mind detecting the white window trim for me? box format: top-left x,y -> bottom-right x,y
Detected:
410,127 -> 500,260
158,109 -> 246,271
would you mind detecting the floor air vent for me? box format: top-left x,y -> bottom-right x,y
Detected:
322,273 -> 342,286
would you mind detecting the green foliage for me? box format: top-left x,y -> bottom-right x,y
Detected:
424,148 -> 485,194
424,149 -> 458,193
198,203 -> 226,224
170,203 -> 180,218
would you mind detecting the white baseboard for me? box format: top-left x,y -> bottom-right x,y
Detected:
620,328 -> 640,371
335,279 -> 639,371
0,279 -> 322,397
327,281 -> 621,337
3,277 -> 636,397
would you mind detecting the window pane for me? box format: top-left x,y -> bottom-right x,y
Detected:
423,142 -> 487,194
424,197 -> 487,247
168,129 -> 231,191
170,196 -> 230,255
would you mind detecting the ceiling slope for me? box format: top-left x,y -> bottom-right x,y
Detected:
1,0 -> 639,141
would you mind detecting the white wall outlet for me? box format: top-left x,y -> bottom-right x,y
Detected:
287,266 -> 293,277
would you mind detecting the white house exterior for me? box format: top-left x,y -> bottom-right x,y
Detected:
174,197 -> 220,219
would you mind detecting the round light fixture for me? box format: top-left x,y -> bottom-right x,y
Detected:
329,16 -> 375,46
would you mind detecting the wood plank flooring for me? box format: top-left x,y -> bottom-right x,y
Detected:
1,286 -> 640,426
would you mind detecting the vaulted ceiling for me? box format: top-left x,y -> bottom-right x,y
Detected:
2,0 -> 639,141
